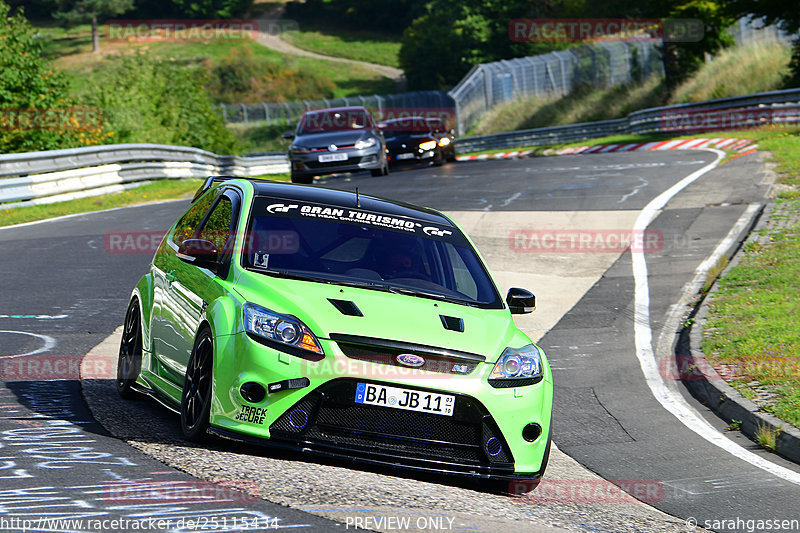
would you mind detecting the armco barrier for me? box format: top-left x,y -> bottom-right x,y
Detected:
2,88 -> 800,207
455,87 -> 800,153
0,144 -> 288,208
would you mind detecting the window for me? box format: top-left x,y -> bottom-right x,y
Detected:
172,190 -> 218,248
199,196 -> 233,254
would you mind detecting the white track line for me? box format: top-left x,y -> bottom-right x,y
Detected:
632,148 -> 800,485
0,330 -> 56,357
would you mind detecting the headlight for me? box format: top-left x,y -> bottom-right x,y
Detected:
438,137 -> 451,147
489,344 -> 543,382
355,137 -> 377,150
292,145 -> 312,154
419,140 -> 437,151
243,302 -> 323,355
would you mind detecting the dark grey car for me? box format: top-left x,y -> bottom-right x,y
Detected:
286,107 -> 389,184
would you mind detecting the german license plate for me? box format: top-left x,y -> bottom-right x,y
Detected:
319,152 -> 348,163
396,153 -> 415,160
354,382 -> 454,416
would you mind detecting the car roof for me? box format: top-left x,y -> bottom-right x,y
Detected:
302,106 -> 370,115
198,178 -> 454,227
382,116 -> 427,124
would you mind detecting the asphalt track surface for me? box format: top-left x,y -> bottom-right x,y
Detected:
0,150 -> 797,532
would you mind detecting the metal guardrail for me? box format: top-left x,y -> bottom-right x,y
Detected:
2,88 -> 799,208
455,87 -> 800,153
0,144 -> 288,208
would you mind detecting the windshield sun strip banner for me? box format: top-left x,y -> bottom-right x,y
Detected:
255,196 -> 465,244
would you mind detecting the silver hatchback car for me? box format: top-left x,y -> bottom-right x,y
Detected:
286,107 -> 389,183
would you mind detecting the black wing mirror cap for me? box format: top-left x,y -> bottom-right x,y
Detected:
282,131 -> 295,139
178,239 -> 220,271
507,287 -> 536,314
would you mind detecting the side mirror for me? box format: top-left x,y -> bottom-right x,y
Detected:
178,239 -> 219,271
282,131 -> 294,139
507,287 -> 535,314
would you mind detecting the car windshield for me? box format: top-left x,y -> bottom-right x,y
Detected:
243,196 -> 503,308
385,130 -> 428,137
381,118 -> 430,136
298,109 -> 371,134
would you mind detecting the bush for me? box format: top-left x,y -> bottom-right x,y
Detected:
0,1 -> 110,153
79,52 -> 238,154
205,45 -> 336,104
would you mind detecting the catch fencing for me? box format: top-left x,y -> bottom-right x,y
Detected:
220,91 -> 455,126
449,41 -> 663,135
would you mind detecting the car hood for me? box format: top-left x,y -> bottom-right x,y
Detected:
232,272 -> 525,363
293,130 -> 375,149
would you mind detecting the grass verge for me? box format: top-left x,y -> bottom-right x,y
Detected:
0,174 -> 289,227
700,127 -> 800,430
281,25 -> 401,68
35,22 -> 394,99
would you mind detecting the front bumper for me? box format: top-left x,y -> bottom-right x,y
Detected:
290,146 -> 382,177
209,331 -> 552,479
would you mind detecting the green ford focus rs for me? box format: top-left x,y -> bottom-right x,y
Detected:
117,177 -> 552,487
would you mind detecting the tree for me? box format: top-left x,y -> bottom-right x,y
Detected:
79,52 -> 238,153
0,1 -> 109,153
721,0 -> 800,86
659,0 -> 735,90
167,0 -> 253,18
52,0 -> 134,53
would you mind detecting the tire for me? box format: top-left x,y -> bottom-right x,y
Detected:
117,298 -> 143,400
432,150 -> 444,166
371,153 -> 389,177
290,172 -> 313,184
181,328 -> 214,441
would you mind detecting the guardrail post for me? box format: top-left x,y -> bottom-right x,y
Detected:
241,104 -> 248,125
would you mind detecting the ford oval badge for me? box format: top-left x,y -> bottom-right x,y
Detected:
396,353 -> 425,368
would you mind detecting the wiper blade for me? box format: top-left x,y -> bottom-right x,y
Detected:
388,286 -> 478,307
250,267 -> 325,283
251,267 -> 393,292
334,279 -> 393,292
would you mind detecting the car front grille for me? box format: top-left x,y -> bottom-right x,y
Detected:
335,340 -> 479,376
269,379 -> 513,468
305,156 -> 364,169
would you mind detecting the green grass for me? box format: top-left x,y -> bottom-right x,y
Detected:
670,40 -> 792,104
0,174 -> 291,227
34,21 -> 395,99
755,423 -> 781,452
229,122 -> 293,153
471,41 -> 793,138
281,25 -> 401,68
470,75 -> 667,136
700,127 -> 800,429
0,179 -> 203,227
